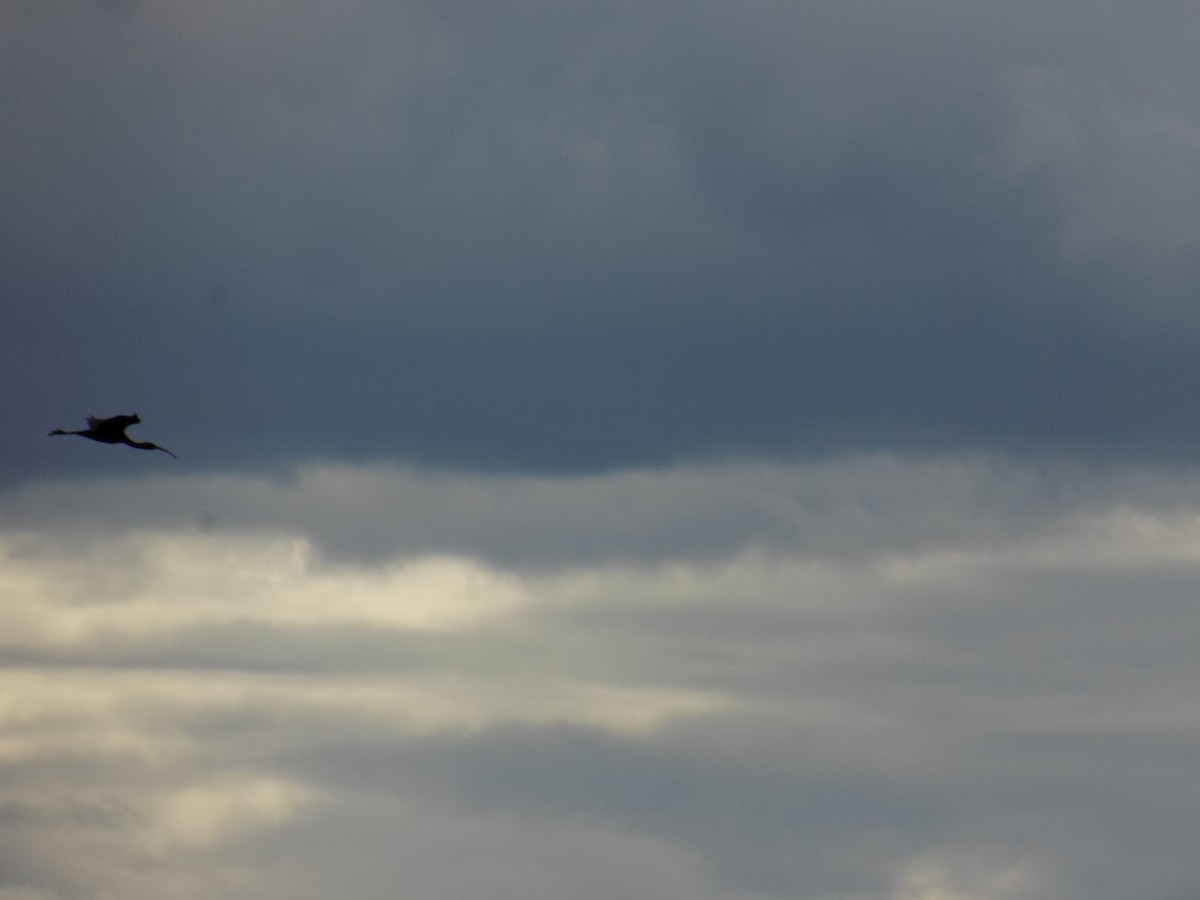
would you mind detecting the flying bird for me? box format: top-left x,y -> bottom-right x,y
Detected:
49,414 -> 177,459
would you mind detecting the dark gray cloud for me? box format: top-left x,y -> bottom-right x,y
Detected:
6,1 -> 1200,482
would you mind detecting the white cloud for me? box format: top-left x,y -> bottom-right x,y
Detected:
3,456 -> 1200,897
891,855 -> 1041,900
145,776 -> 314,850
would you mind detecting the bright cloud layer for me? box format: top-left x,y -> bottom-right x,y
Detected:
3,457 -> 1200,898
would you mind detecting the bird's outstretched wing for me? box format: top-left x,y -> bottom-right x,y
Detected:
92,414 -> 139,430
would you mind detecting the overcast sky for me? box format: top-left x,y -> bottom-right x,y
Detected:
6,2 -> 1200,898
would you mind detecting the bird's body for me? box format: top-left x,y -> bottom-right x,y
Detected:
49,413 -> 177,459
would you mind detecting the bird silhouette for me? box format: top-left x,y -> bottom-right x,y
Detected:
49,414 -> 177,459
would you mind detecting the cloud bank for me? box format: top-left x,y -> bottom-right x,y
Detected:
5,457 -> 1200,899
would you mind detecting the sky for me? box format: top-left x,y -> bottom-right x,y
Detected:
4,1 -> 1200,898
